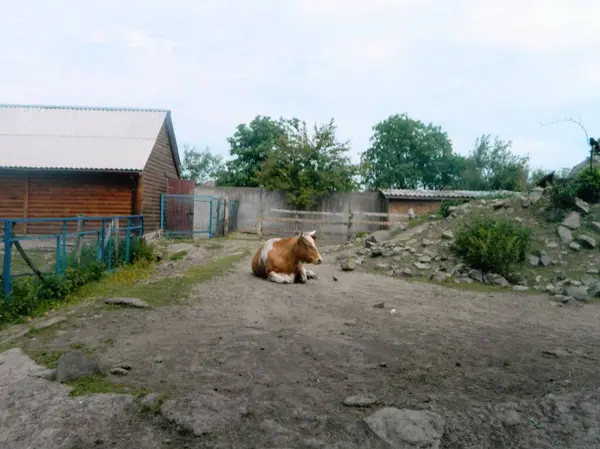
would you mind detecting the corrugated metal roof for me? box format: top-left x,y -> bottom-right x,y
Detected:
0,104 -> 180,172
379,189 -> 518,199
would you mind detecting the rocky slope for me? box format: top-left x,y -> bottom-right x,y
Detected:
333,186 -> 600,305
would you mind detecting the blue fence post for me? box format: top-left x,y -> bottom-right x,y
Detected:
100,219 -> 106,264
216,199 -> 221,237
125,218 -> 131,264
61,220 -> 67,277
140,216 -> 144,236
55,235 -> 61,276
208,198 -> 213,238
3,221 -> 12,299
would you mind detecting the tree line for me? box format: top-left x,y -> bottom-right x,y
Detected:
181,113 -> 561,208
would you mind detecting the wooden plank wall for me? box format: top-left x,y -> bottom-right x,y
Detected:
141,121 -> 180,232
0,169 -> 134,235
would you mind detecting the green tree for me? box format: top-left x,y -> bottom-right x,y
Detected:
258,118 -> 358,208
216,116 -> 287,187
360,113 -> 459,190
180,145 -> 224,183
455,134 -> 529,191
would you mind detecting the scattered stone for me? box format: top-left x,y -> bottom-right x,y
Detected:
581,274 -> 598,286
390,223 -> 408,235
512,286 -> 530,292
547,242 -> 559,249
456,277 -> 474,284
139,393 -> 162,410
441,230 -> 454,240
365,230 -> 391,245
562,211 -> 581,230
55,351 -> 101,383
430,271 -> 450,282
449,263 -> 465,276
492,200 -> 506,209
373,302 -> 385,309
413,262 -> 431,270
539,254 -> 552,267
468,269 -> 484,283
592,222 -> 600,232
375,263 -> 390,270
422,239 -> 434,247
574,197 -> 590,214
332,274 -> 338,282
484,273 -> 509,287
588,268 -> 600,275
545,283 -> 559,294
340,259 -> 356,271
552,295 -> 572,304
528,255 -> 540,266
529,188 -> 544,203
382,250 -> 395,257
370,248 -> 383,257
394,268 -> 413,278
364,407 -> 445,449
564,285 -> 589,301
419,256 -> 432,263
577,235 -> 597,249
104,297 -> 151,309
557,226 -> 574,244
343,319 -> 358,326
569,242 -> 581,252
110,367 -> 129,376
343,394 -> 379,407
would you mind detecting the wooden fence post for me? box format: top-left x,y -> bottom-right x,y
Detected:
257,186 -> 264,240
347,207 -> 353,242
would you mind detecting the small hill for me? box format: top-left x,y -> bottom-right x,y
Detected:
332,185 -> 600,304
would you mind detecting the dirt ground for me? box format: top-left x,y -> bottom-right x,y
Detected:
5,236 -> 600,448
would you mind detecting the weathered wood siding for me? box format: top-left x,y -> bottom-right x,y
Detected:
0,169 -> 134,234
388,199 -> 442,216
141,121 -> 179,232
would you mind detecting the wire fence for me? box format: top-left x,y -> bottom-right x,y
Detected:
1,215 -> 144,298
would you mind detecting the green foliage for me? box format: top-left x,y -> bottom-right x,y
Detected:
0,262 -> 105,323
168,250 -> 188,261
107,236 -> 156,267
439,199 -> 469,218
258,118 -> 358,208
453,216 -> 533,276
574,168 -> 600,204
180,145 -> 224,183
455,134 -> 529,191
216,116 -> 287,187
360,113 -> 459,190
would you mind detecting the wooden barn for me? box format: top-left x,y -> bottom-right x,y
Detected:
380,188 -> 515,216
0,104 -> 182,234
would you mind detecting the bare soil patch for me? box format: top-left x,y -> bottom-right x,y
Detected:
4,237 -> 600,448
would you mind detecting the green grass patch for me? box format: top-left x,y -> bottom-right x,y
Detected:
67,374 -> 150,397
102,250 -> 249,307
26,348 -> 65,368
168,250 -> 188,261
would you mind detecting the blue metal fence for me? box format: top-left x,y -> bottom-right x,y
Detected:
1,215 -> 144,298
160,194 -> 238,238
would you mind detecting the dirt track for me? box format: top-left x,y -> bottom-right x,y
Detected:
6,239 -> 600,448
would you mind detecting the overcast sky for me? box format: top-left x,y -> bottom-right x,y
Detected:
1,1 -> 598,172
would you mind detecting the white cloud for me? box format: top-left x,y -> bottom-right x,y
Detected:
0,0 -> 599,171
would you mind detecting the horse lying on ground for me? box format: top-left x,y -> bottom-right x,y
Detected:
251,230 -> 323,284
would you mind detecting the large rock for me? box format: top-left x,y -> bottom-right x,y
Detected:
340,259 -> 357,271
564,285 -> 589,301
364,407 -> 445,449
529,188 -> 544,203
557,226 -> 574,244
577,235 -> 597,249
562,211 -> 581,230
365,230 -> 391,246
574,197 -> 590,214
484,273 -> 509,287
55,351 -> 101,383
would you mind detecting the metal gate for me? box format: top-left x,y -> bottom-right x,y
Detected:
160,194 -> 236,238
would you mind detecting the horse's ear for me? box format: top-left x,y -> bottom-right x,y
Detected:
307,230 -> 317,240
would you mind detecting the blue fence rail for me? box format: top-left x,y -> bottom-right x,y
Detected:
160,194 -> 240,238
1,215 -> 144,298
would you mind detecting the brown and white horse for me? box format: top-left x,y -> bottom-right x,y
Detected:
251,230 -> 323,284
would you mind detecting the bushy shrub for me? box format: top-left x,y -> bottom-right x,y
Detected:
575,168 -> 600,204
453,216 -> 533,276
439,199 -> 469,218
107,236 -> 156,267
0,261 -> 106,324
